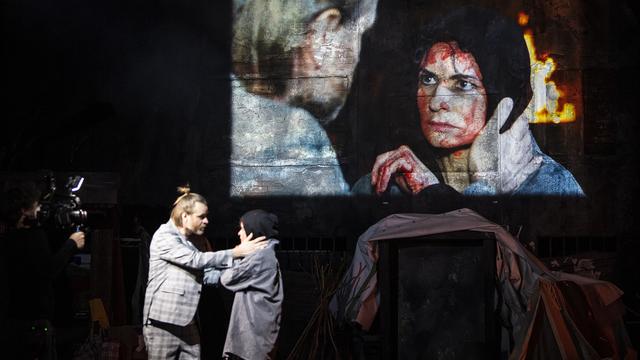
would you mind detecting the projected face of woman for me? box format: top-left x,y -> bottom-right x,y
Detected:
417,41 -> 487,148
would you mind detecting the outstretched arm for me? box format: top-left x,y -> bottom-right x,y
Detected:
153,230 -> 234,270
203,232 -> 268,286
231,233 -> 268,258
153,226 -> 267,270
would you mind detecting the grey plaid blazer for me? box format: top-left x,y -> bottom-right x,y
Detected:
143,220 -> 233,326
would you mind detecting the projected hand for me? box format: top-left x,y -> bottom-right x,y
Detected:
469,97 -> 542,194
371,145 -> 439,195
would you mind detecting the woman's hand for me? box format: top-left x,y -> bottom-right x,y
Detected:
469,97 -> 542,193
232,233 -> 267,258
371,145 -> 439,195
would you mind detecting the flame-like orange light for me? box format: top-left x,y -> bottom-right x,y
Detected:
521,15 -> 576,124
518,11 -> 529,26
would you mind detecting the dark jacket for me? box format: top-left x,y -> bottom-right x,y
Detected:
221,239 -> 283,360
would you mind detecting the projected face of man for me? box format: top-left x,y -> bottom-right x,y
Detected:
229,0 -> 378,197
291,3 -> 378,123
417,41 -> 487,149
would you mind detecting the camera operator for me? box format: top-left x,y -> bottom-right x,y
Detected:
1,181 -> 85,360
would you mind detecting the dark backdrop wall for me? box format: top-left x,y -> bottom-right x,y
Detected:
3,0 -> 640,312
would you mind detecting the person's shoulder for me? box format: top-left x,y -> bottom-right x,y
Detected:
232,83 -> 300,130
152,221 -> 178,239
154,220 -> 172,233
286,107 -> 326,136
248,239 -> 279,262
517,155 -> 585,196
266,238 -> 280,251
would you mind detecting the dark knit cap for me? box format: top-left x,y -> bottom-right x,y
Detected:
240,209 -> 279,239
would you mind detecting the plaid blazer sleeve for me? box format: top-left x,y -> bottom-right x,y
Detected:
153,227 -> 233,269
144,221 -> 233,326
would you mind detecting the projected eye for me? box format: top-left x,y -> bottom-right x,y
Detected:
419,72 -> 437,86
456,80 -> 476,91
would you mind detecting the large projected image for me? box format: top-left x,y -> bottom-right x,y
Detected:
0,1 -> 589,204
229,0 -> 378,196
229,3 -> 583,198
353,7 -> 584,197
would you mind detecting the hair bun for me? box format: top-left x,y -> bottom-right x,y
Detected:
176,184 -> 191,195
173,184 -> 191,205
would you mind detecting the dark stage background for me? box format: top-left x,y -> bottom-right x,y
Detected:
2,0 -> 640,354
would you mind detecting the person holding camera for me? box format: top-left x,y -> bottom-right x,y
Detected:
1,181 -> 85,360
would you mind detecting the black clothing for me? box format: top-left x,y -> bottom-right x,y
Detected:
3,227 -> 77,359
5,227 -> 76,320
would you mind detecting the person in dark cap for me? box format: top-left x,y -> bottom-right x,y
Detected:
220,209 -> 283,360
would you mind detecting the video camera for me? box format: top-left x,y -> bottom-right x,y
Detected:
38,174 -> 88,229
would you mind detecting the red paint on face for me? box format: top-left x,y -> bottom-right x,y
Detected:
417,42 -> 487,148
